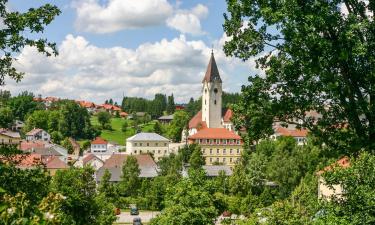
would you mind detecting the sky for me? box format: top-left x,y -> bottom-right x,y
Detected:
4,0 -> 263,104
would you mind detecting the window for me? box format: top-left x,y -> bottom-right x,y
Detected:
209,139 -> 213,144
134,150 -> 137,154
237,140 -> 240,145
223,158 -> 226,162
216,139 -> 220,144
164,143 -> 167,146
140,150 -> 142,154
134,143 -> 137,146
210,149 -> 213,155
223,149 -> 226,154
158,150 -> 161,154
216,158 -> 219,162
223,139 -> 227,144
230,139 -> 234,144
155,143 -> 158,146
214,100 -> 217,105
230,149 -> 233,154
164,150 -> 167,154
140,143 -> 143,146
210,158 -> 212,162
147,143 -> 149,146
217,149 -> 220,154
237,149 -> 240,154
230,158 -> 232,163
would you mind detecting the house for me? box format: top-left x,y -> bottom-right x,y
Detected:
77,101 -> 96,113
271,126 -> 308,145
126,132 -> 170,161
44,156 -> 69,176
0,129 -> 21,145
19,140 -> 47,151
98,104 -> 122,115
188,128 -> 243,166
175,105 -> 185,110
158,115 -> 174,124
11,120 -> 25,132
317,157 -> 350,201
82,153 -> 104,170
25,129 -> 51,142
90,137 -> 108,154
120,112 -> 128,118
95,154 -> 158,183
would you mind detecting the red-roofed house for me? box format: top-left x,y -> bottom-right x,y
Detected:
188,128 -> 243,166
19,140 -> 47,151
317,157 -> 350,200
98,104 -> 122,115
90,137 -> 109,154
271,126 -> 308,145
45,156 -> 69,176
82,153 -> 104,170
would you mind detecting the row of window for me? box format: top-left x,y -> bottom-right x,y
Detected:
203,148 -> 241,155
1,139 -> 15,143
133,149 -> 168,155
92,144 -> 107,149
197,139 -> 241,145
133,142 -> 168,147
208,157 -> 240,164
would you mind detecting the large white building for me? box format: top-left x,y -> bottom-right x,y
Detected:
126,132 -> 171,161
25,129 -> 51,142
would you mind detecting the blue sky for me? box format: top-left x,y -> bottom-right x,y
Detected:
5,0 -> 261,103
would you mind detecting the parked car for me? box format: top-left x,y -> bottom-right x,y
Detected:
130,206 -> 139,215
133,217 -> 142,225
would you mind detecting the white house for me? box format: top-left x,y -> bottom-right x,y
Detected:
90,137 -> 108,154
126,132 -> 170,162
26,128 -> 51,142
82,153 -> 104,170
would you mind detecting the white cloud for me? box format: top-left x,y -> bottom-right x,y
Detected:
166,4 -> 208,35
73,0 -> 173,33
5,34 -> 259,103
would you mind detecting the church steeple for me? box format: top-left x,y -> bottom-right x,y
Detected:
201,51 -> 223,128
202,52 -> 222,83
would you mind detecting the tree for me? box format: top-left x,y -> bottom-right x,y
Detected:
316,152 -> 375,224
0,2 -> 60,85
119,156 -> 141,197
121,121 -> 128,132
189,145 -> 205,170
51,167 -> 116,225
23,110 -> 49,132
61,137 -> 74,154
168,110 -> 189,142
150,178 -> 217,225
0,107 -> 14,128
7,92 -> 42,121
153,121 -> 162,134
167,94 -> 175,114
224,0 -> 375,152
97,111 -> 111,129
98,169 -> 116,201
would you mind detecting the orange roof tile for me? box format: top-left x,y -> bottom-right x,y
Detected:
188,111 -> 207,129
45,156 -> 69,169
223,109 -> 233,122
120,112 -> 128,117
16,154 -> 43,167
19,140 -> 47,151
275,127 -> 308,137
317,157 -> 350,175
102,154 -> 157,168
91,137 -> 108,145
188,128 -> 242,140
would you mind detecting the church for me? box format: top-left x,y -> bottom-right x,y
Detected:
187,52 -> 243,166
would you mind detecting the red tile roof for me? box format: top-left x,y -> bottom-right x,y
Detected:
77,101 -> 96,108
275,127 -> 308,137
188,128 -> 242,140
16,154 -> 43,167
19,140 -> 47,151
91,137 -> 108,145
120,112 -> 128,117
83,153 -> 103,165
102,154 -> 157,168
188,111 -> 207,129
45,156 -> 69,169
223,109 -> 233,122
317,157 -> 350,175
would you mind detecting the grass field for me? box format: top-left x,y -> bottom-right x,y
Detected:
90,116 -> 156,145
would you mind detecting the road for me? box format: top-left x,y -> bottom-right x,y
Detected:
116,211 -> 160,224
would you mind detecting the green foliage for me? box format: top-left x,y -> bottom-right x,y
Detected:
0,2 -> 60,85
0,107 -> 13,128
185,97 -> 201,117
6,92 -> 42,121
121,120 -> 128,132
224,0 -> 375,152
51,167 -> 116,225
61,137 -> 74,154
121,93 -> 168,119
150,178 -> 217,225
98,169 -> 117,201
189,145 -> 205,170
153,121 -> 162,134
97,111 -> 111,129
166,94 -> 175,114
168,110 -> 189,142
316,152 -> 375,224
119,156 -> 141,197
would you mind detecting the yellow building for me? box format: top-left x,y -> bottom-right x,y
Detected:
0,129 -> 22,145
188,128 -> 243,166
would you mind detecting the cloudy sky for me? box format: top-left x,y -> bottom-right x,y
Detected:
4,0 -> 262,104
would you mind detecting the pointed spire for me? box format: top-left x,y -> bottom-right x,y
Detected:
202,51 -> 222,83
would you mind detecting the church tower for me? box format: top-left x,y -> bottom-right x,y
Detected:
202,51 -> 222,128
